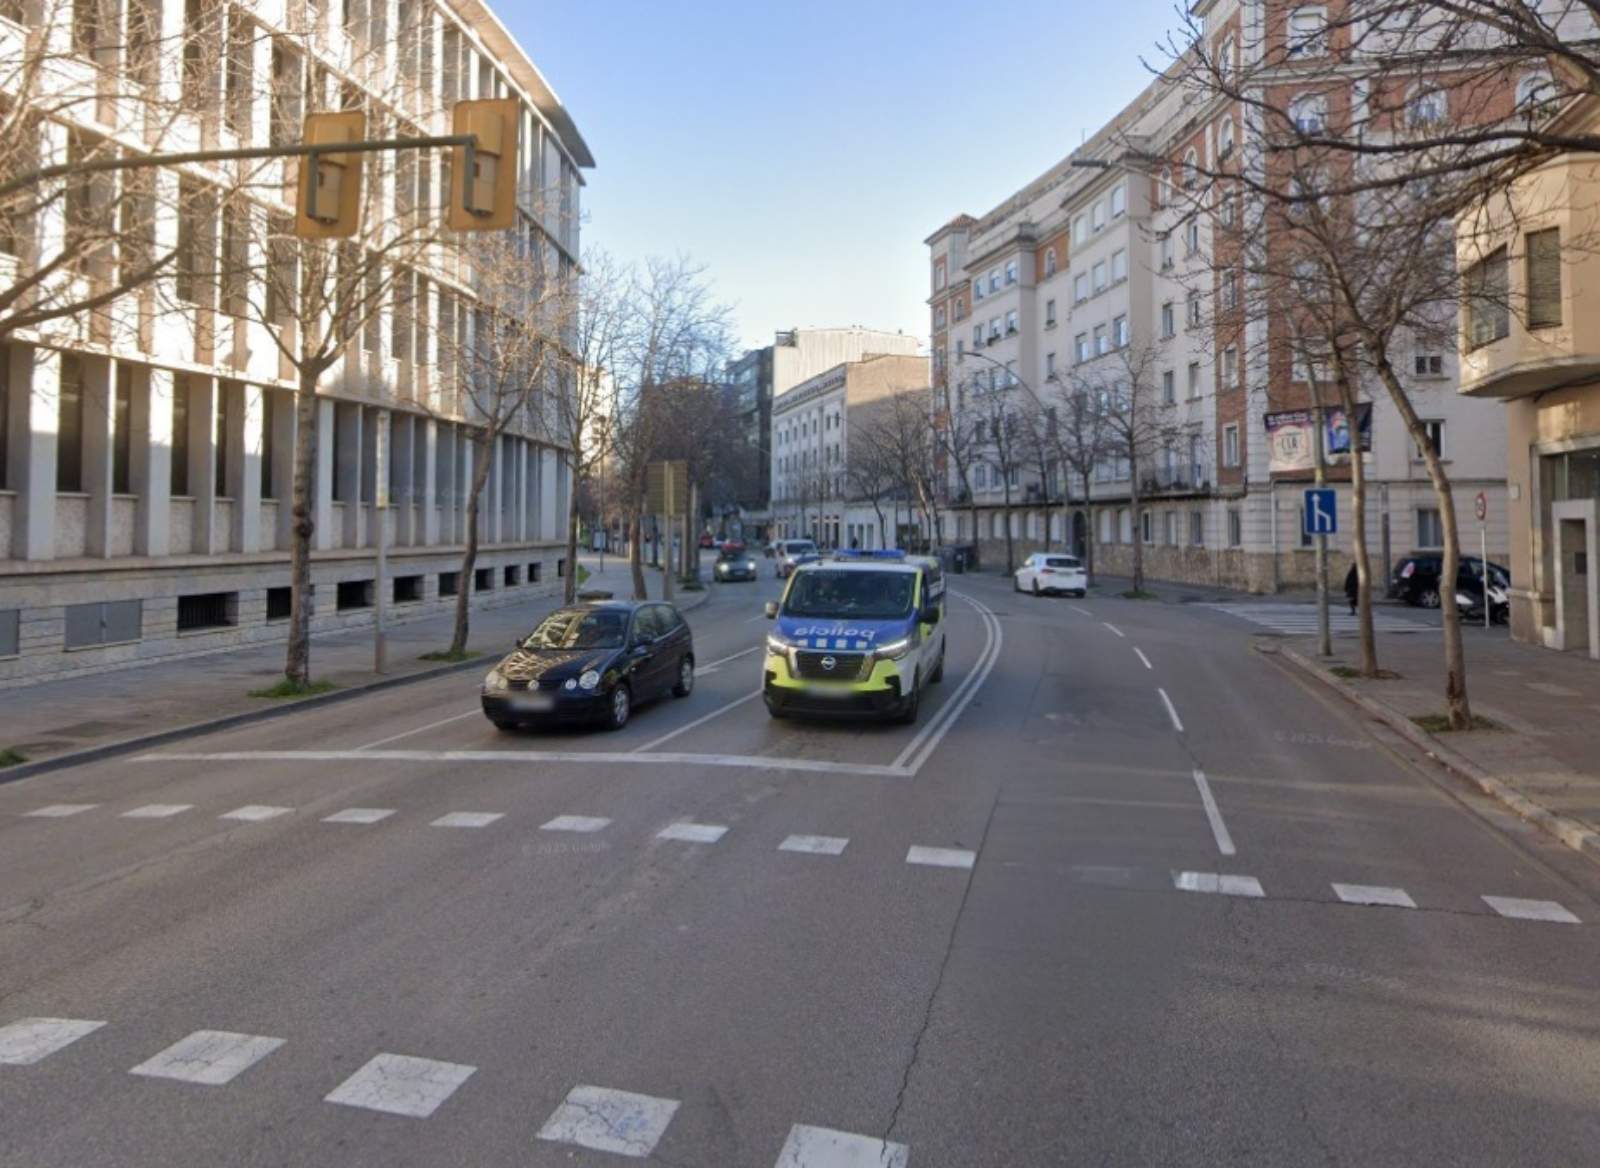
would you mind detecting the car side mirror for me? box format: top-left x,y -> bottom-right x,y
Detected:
764,601 -> 778,620
921,603 -> 939,624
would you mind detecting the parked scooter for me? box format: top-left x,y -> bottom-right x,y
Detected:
1455,580 -> 1510,626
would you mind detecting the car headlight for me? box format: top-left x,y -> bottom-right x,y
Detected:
578,669 -> 602,690
742,561 -> 755,571
562,677 -> 578,691
483,669 -> 508,692
872,637 -> 914,661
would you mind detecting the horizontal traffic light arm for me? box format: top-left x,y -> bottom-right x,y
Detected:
0,134 -> 478,205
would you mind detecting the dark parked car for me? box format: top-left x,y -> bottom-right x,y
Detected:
481,601 -> 694,732
1390,553 -> 1510,608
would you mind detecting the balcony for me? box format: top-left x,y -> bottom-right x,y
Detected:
1140,468 -> 1211,496
1456,150 -> 1600,400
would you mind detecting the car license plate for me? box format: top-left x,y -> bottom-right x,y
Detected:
512,693 -> 554,712
806,685 -> 855,699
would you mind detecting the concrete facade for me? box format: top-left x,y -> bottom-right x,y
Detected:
0,0 -> 591,682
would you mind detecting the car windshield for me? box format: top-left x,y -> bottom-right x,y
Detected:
1046,557 -> 1081,569
783,569 -> 915,619
718,548 -> 746,561
520,608 -> 628,650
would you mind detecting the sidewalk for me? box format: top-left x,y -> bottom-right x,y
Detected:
1273,631 -> 1600,862
0,552 -> 706,779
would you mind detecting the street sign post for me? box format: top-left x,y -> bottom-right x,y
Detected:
1304,488 -> 1338,537
1476,491 -> 1489,629
374,410 -> 389,673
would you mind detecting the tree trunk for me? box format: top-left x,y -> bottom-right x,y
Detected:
1002,484 -> 1015,573
629,506 -> 647,600
1336,372 -> 1379,677
1082,473 -> 1097,586
448,428 -> 495,656
563,462 -> 581,604
1129,483 -> 1145,593
284,363 -> 323,686
1373,352 -> 1471,726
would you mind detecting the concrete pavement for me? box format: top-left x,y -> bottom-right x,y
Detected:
2,564 -> 1598,1165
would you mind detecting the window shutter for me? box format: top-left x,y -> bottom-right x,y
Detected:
1526,228 -> 1561,328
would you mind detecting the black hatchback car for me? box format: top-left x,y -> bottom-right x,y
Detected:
1390,553 -> 1510,608
481,601 -> 694,731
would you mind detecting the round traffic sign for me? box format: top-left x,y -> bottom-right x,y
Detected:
1474,491 -> 1487,522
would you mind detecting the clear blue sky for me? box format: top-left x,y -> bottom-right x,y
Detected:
506,0 -> 1184,353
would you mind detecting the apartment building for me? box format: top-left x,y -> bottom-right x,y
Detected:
926,0 -> 1511,588
771,353 -> 929,548
0,0 -> 592,682
1458,94 -> 1600,657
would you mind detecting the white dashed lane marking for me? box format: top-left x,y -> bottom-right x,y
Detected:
1133,648 -> 1153,670
129,1030 -> 284,1085
1175,871 -> 1265,898
219,805 -> 292,822
775,1123 -> 910,1168
0,1018 -> 106,1065
537,1084 -> 680,1157
120,804 -> 193,819
906,846 -> 976,870
1158,688 -> 1185,733
322,808 -> 396,824
1103,622 -> 1125,638
541,815 -> 612,833
23,804 -> 100,818
1482,896 -> 1581,924
779,835 -> 849,856
324,1053 -> 476,1118
656,822 -> 728,844
429,812 -> 504,829
1333,884 -> 1417,909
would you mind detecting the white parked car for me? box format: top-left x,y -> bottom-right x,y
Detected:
1015,553 -> 1087,597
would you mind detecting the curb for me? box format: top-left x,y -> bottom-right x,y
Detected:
1267,643 -> 1600,866
0,586 -> 712,788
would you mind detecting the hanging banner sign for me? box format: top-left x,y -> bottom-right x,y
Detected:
1264,404 -> 1372,473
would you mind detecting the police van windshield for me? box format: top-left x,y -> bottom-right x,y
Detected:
783,570 -> 915,619
784,540 -> 817,555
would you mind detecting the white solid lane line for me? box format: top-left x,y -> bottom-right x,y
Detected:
1333,884 -> 1416,908
137,748 -> 909,778
130,1030 -> 284,1085
1190,768 -> 1236,856
697,644 -> 764,675
357,709 -> 479,750
1158,688 -> 1185,733
631,689 -> 763,754
325,1053 -> 476,1118
1103,622 -> 1126,638
893,592 -> 1004,775
1133,647 -> 1153,670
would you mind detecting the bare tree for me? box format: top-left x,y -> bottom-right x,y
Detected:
968,371 -> 1030,573
934,373 -> 985,563
564,249 -> 630,602
845,400 -> 902,547
1047,376 -> 1112,583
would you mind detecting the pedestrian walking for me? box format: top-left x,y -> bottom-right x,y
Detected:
1343,563 -> 1359,616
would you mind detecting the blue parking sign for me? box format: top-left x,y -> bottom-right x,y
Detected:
1304,488 -> 1337,536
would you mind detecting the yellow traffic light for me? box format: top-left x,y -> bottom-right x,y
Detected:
448,98 -> 520,232
295,111 -> 366,238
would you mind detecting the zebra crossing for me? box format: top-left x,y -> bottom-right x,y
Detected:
0,1015 -> 907,1164
1203,602 -> 1437,636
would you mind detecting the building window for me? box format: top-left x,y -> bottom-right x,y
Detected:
1163,510 -> 1176,545
1222,346 -> 1237,386
1110,184 -> 1126,218
934,262 -> 946,290
1160,233 -> 1174,270
1465,247 -> 1510,349
1004,260 -> 1018,285
1414,420 -> 1445,461
973,280 -> 984,302
1290,94 -> 1326,134
1190,510 -> 1205,547
1185,220 -> 1201,254
1187,291 -> 1202,328
1406,86 -> 1446,128
989,268 -> 1000,293
974,324 -> 983,346
1074,333 -> 1089,363
1093,261 -> 1107,293
1091,200 -> 1106,231
1223,423 -> 1240,467
1287,5 -> 1327,56
1162,370 -> 1176,404
474,567 -> 494,592
1182,148 -> 1199,189
171,378 -> 191,495
1218,117 -> 1235,159
1113,315 -> 1129,347
215,384 -> 231,497
1045,352 -> 1056,378
1416,507 -> 1444,549
1045,298 -> 1057,326
1526,227 -> 1562,328
1044,248 -> 1057,277
1187,361 -> 1201,398
1161,302 -> 1175,337
1227,508 -> 1243,547
1073,215 -> 1088,244
1093,324 -> 1108,355
1074,272 -> 1089,303
177,592 -> 237,631
337,580 -> 374,610
111,366 -> 133,494
56,355 -> 84,493
503,564 -> 520,588
1141,509 -> 1154,544
1111,249 -> 1127,283
1006,309 -> 1018,334
1414,351 -> 1444,377
1221,271 -> 1237,309
266,586 -> 292,621
438,571 -> 459,597
1517,70 -> 1558,114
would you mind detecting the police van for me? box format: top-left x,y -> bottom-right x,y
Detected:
761,550 -> 946,723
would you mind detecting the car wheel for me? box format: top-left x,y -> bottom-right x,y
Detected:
605,684 -> 632,731
1419,586 -> 1441,609
895,673 -> 921,725
672,656 -> 694,698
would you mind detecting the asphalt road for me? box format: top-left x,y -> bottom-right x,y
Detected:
3,566 -> 1599,1166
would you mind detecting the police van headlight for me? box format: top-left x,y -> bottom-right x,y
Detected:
766,633 -> 795,655
871,637 -> 914,661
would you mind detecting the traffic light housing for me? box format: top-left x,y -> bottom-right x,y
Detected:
294,111 -> 366,238
448,98 -> 520,232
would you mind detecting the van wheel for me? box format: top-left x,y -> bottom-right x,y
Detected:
929,649 -> 945,685
895,674 -> 921,724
